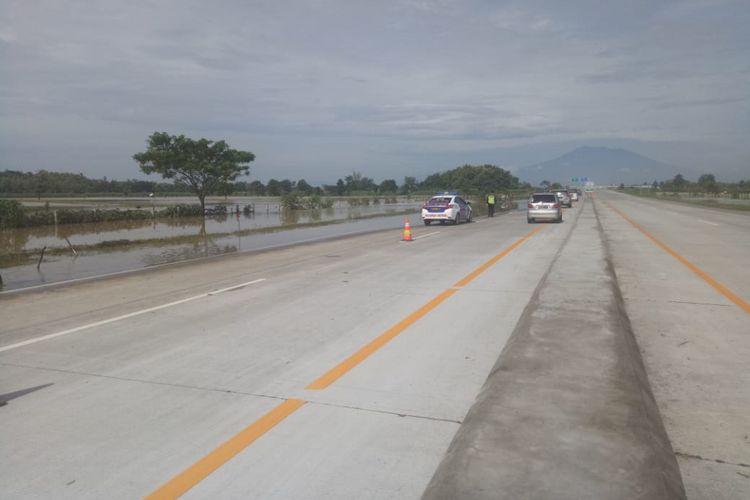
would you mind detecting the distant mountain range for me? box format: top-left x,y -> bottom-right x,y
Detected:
516,146 -> 685,185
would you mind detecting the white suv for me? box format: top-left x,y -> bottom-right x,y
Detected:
527,193 -> 562,223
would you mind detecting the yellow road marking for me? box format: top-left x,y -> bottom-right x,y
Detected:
145,226 -> 544,495
146,399 -> 305,499
605,202 -> 750,315
306,226 -> 543,390
453,229 -> 541,288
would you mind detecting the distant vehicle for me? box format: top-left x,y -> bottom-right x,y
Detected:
527,193 -> 562,223
569,191 -> 579,202
421,193 -> 472,225
554,190 -> 572,208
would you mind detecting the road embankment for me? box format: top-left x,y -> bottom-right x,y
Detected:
423,198 -> 686,499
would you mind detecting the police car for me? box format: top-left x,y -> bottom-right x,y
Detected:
421,192 -> 473,225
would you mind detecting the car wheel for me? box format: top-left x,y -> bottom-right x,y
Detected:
454,214 -> 460,225
557,215 -> 563,223
424,220 -> 431,226
527,217 -> 534,223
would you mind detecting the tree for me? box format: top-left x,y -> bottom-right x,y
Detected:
378,179 -> 398,194
698,173 -> 718,193
671,174 -> 687,192
420,164 -> 519,195
344,171 -> 376,193
296,179 -> 313,194
35,170 -> 50,199
248,180 -> 266,195
266,179 -> 282,196
133,132 -> 254,212
400,176 -> 418,195
335,179 -> 346,195
278,179 -> 294,194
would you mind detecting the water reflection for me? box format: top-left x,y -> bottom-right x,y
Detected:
0,200 -> 425,290
281,209 -> 301,226
0,212 -> 420,291
1,202 -> 421,258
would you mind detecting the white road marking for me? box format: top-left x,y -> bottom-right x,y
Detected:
697,219 -> 720,226
417,232 -> 440,239
0,278 -> 266,353
0,267 -> 161,295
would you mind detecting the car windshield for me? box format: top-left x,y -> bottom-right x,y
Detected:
427,197 -> 452,205
532,194 -> 557,203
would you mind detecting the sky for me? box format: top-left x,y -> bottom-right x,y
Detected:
1,0 -> 749,184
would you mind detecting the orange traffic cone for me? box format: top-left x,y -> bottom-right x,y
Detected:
402,217 -> 413,242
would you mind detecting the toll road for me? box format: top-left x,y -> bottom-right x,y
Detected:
0,206 -> 580,499
594,190 -> 750,500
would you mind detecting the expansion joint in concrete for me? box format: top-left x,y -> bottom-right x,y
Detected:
0,361 -> 288,403
674,451 -> 750,469
304,399 -> 462,425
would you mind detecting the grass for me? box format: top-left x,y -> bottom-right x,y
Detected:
623,189 -> 750,212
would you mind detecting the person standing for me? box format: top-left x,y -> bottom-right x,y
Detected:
487,193 -> 496,217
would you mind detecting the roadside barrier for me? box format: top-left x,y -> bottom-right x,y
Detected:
423,199 -> 685,500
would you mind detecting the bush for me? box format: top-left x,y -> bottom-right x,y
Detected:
0,199 -> 24,228
347,197 -> 370,207
1,201 -> 240,229
281,192 -> 334,210
281,192 -> 304,210
161,204 -> 204,217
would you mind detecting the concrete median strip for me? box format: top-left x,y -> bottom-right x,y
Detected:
422,199 -> 686,499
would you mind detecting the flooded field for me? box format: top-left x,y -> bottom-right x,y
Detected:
0,196 -> 426,291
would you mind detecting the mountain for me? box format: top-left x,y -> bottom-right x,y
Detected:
516,146 -> 684,186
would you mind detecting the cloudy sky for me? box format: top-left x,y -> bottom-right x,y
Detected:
1,0 -> 749,184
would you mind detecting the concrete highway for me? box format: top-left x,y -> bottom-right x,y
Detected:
596,191 -> 750,500
1,191 -> 748,499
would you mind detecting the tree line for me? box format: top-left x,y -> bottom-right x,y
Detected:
653,174 -> 749,194
0,170 -> 185,197
2,130 -> 531,227
0,167 -> 524,198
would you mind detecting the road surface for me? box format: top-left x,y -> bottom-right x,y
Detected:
1,192 -> 747,499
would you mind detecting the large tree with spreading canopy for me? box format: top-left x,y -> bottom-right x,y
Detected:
133,132 -> 255,212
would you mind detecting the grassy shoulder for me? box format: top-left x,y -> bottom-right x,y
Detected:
623,189 -> 750,212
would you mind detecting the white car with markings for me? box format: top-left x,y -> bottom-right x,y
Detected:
421,193 -> 473,225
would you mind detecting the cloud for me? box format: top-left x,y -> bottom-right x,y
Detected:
1,0 -> 748,180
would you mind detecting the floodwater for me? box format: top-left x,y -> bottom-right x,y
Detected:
4,201 -> 416,253
0,199 -> 423,292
